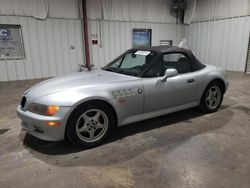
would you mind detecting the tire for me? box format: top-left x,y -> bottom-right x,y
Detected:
66,101 -> 115,147
199,81 -> 224,113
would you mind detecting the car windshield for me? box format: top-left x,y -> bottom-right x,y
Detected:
103,50 -> 157,77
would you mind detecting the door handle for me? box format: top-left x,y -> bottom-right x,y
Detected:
187,78 -> 195,83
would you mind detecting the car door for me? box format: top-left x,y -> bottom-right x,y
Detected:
143,52 -> 197,112
108,51 -> 149,120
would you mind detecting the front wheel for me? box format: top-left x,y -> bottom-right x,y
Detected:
66,101 -> 115,147
199,82 -> 224,113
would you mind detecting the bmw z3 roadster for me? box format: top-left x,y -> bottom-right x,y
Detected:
17,46 -> 229,147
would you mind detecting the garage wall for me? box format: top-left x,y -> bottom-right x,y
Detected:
0,0 -> 182,81
2,0 -> 248,82
183,0 -> 250,72
184,16 -> 250,71
0,0 -> 80,19
0,15 -> 84,82
192,0 -> 249,22
0,16 -> 182,81
88,20 -> 183,68
87,0 -> 182,68
87,0 -> 176,23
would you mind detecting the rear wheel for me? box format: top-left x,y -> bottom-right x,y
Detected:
66,101 -> 115,147
199,81 -> 224,113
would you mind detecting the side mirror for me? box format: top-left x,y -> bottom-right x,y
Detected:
160,68 -> 178,82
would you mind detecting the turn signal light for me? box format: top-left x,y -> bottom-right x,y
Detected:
47,121 -> 61,126
46,106 -> 60,116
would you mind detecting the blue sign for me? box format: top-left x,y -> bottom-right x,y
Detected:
0,28 -> 12,40
132,29 -> 151,48
0,25 -> 24,59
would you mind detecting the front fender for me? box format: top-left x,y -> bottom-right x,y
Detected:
34,87 -> 115,107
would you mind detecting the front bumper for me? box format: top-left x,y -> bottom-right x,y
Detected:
16,105 -> 73,141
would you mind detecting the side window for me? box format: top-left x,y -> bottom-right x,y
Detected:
163,53 -> 191,74
143,60 -> 162,78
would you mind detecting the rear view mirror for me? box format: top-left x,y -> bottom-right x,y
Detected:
132,54 -> 136,58
160,68 -> 178,82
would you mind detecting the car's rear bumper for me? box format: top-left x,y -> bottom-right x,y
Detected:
16,105 -> 72,141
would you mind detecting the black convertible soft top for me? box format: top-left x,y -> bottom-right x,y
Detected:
132,46 -> 205,71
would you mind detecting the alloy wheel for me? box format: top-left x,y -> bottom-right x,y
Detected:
205,86 -> 222,110
75,109 -> 108,143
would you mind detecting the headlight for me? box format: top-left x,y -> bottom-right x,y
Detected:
28,103 -> 60,116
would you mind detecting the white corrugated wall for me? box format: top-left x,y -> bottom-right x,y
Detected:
1,0 -> 250,82
0,15 -> 84,82
2,14 -> 250,81
0,17 -> 183,81
184,16 -> 250,72
88,20 -> 183,68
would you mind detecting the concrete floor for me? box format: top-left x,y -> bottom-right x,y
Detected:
0,72 -> 250,188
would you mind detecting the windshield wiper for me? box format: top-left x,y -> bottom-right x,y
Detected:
102,67 -> 116,72
102,67 -> 137,76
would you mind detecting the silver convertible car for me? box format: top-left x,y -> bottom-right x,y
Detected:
17,46 -> 229,147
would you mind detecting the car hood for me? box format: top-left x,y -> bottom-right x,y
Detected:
25,70 -> 138,100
